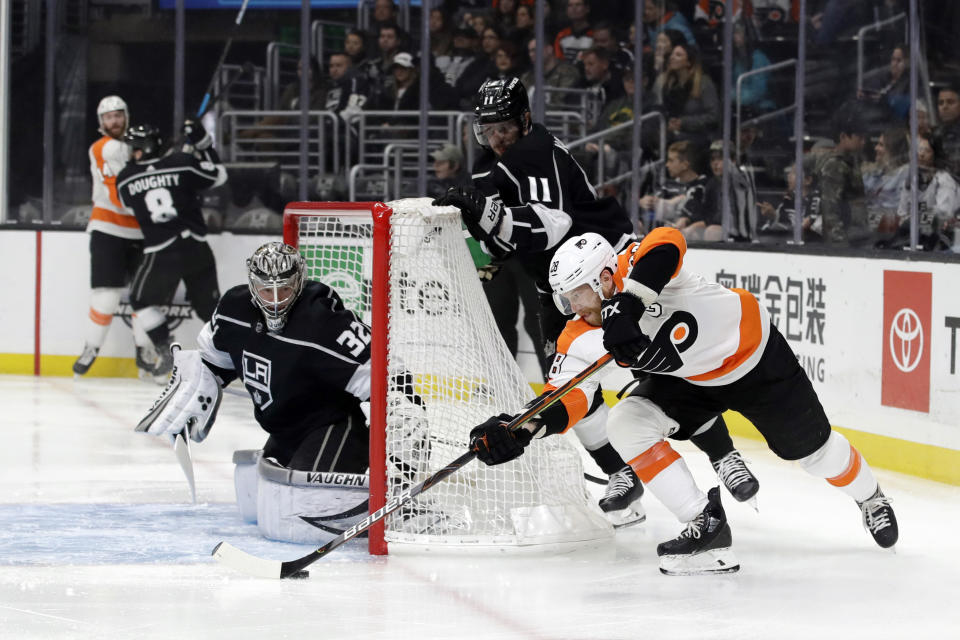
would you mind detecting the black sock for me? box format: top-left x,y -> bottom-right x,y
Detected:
588,442 -> 626,475
690,416 -> 735,463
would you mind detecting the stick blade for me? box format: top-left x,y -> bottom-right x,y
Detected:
173,431 -> 197,504
212,542 -> 283,579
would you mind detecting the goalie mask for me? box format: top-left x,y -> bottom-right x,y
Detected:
97,95 -> 129,136
473,77 -> 530,149
247,242 -> 306,332
548,233 -> 617,316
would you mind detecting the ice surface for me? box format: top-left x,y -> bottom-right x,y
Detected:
1,375 -> 958,639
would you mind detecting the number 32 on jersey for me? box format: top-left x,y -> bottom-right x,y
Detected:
336,320 -> 371,358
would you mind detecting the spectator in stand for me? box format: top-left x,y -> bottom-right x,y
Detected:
643,0 -> 696,49
810,0 -> 871,45
554,0 -> 594,63
653,42 -> 719,144
426,144 -> 471,200
934,84 -> 960,180
362,23 -> 407,105
703,139 -> 758,242
480,25 -> 502,61
860,44 -> 910,124
582,47 -> 625,113
492,42 -> 527,82
452,28 -> 494,109
758,157 -> 824,243
652,28 -> 687,80
816,113 -> 869,244
513,3 -> 535,43
579,61 -> 637,178
430,7 -> 455,60
894,134 -> 960,251
520,36 -> 583,109
863,126 -> 908,236
590,22 -> 634,74
493,0 -> 518,36
468,11 -> 493,37
731,21 -> 775,112
344,29 -> 368,67
371,0 -> 398,33
916,99 -> 932,138
693,0 -> 752,47
324,53 -> 370,116
371,52 -> 421,111
638,140 -> 710,230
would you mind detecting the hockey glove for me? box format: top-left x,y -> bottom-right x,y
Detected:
135,346 -> 222,443
469,413 -> 533,466
433,186 -> 505,241
182,119 -> 212,150
601,293 -> 651,367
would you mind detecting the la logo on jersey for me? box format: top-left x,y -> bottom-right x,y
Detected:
242,350 -> 274,409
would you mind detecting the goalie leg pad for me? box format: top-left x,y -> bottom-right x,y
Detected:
256,456 -> 370,544
233,449 -> 262,523
135,348 -> 222,442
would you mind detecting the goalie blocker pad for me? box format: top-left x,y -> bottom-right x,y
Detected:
136,347 -> 222,442
233,450 -> 369,544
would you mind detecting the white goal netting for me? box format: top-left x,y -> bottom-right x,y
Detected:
286,198 -> 611,550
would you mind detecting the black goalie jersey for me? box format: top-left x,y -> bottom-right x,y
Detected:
472,123 -> 633,289
116,149 -> 226,252
195,281 -> 371,443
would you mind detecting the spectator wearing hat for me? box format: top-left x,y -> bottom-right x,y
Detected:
381,52 -> 420,110
427,144 -> 471,199
703,139 -> 758,242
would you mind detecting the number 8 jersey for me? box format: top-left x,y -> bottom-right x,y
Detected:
116,149 -> 226,252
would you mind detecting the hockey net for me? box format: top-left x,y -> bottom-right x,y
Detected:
283,198 -> 611,553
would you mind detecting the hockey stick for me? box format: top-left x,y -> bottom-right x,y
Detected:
195,0 -> 252,118
211,353 -> 614,579
172,431 -> 197,504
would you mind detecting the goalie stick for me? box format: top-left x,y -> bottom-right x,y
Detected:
212,353 -> 614,579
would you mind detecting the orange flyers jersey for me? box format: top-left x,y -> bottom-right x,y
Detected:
613,228 -> 769,386
544,317 -> 607,432
87,135 -> 142,240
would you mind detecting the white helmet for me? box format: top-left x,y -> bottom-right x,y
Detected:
548,233 -> 617,316
97,95 -> 129,136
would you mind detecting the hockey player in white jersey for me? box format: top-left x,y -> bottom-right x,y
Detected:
470,229 -> 898,575
73,95 -> 157,380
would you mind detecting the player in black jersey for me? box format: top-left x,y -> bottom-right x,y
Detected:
117,121 -> 227,376
433,76 -> 634,352
434,77 -> 640,511
138,241 -> 424,474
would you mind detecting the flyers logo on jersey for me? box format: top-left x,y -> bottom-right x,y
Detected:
634,311 -> 699,373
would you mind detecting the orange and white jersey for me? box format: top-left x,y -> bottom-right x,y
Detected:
543,317 -> 607,432
613,228 -> 769,386
87,135 -> 142,239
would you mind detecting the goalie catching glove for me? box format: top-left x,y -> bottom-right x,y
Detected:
601,293 -> 651,367
135,345 -> 222,442
469,413 -> 532,465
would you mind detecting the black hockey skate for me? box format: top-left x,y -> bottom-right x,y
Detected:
657,487 -> 739,576
151,340 -> 175,380
712,451 -> 760,509
72,344 -> 99,376
857,487 -> 898,550
599,466 -> 646,528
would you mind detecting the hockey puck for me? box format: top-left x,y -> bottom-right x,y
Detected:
286,570 -> 310,579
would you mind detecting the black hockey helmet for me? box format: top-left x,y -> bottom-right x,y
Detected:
124,124 -> 163,160
473,77 -> 530,147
